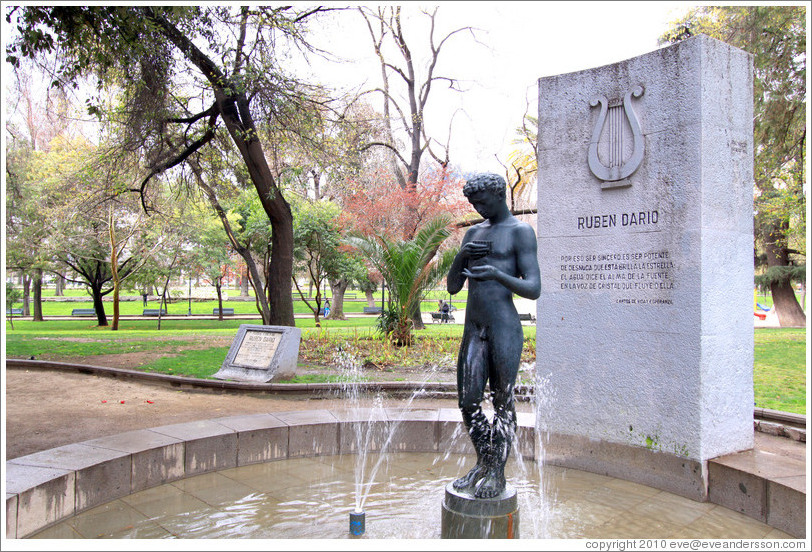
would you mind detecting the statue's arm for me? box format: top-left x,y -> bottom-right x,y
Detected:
447,231 -> 474,295
511,224 -> 541,300
461,224 -> 540,299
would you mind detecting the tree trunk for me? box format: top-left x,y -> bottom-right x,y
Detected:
365,289 -> 376,307
110,216 -> 120,331
216,280 -> 224,321
763,222 -> 806,327
22,274 -> 31,316
770,280 -> 805,326
194,171 -> 272,324
55,273 -> 65,296
266,211 -> 295,326
328,278 -> 348,320
91,286 -> 108,327
32,268 -> 43,321
312,283 -> 322,327
409,301 -> 425,330
240,265 -> 250,297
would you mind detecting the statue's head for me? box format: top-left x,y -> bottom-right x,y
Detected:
463,173 -> 506,200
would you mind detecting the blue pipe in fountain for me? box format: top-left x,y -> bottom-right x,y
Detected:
349,509 -> 365,536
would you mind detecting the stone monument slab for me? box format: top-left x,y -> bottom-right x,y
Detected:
536,35 -> 754,496
213,324 -> 300,382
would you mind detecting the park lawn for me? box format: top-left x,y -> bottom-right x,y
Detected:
4,320 -> 804,414
23,297 -> 453,317
753,328 -> 806,415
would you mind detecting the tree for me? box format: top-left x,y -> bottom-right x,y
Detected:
660,6 -> 806,326
53,217 -> 147,327
190,212 -> 238,322
5,59 -> 77,320
24,133 -> 156,327
6,5 -> 336,327
5,133 -> 44,320
6,285 -> 22,331
291,198 -> 346,325
504,114 -> 539,214
358,6 -> 473,235
186,149 -> 275,324
340,164 -> 469,240
338,164 -> 467,328
347,215 -> 457,345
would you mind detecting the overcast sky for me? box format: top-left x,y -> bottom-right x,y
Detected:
307,1 -> 695,175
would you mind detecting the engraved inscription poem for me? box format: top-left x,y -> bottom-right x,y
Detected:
233,330 -> 281,368
214,324 -> 300,382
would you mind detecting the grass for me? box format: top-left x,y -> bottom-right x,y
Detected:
753,328 -> 806,414
25,288 -> 465,317
5,319 -> 805,415
276,373 -> 363,384
139,347 -> 230,379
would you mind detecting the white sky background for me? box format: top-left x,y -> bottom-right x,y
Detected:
304,1 -> 695,175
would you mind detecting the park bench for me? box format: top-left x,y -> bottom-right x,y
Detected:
518,313 -> 536,323
213,308 -> 235,316
430,311 -> 455,323
6,308 -> 23,315
363,306 -> 383,314
143,309 -> 167,316
71,309 -> 96,317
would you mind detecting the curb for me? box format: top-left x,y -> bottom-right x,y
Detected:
5,359 -> 457,396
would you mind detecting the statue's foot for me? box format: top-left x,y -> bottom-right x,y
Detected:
452,463 -> 487,491
473,470 -> 506,499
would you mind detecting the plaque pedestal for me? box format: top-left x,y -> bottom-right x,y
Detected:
213,324 -> 301,383
440,482 -> 519,539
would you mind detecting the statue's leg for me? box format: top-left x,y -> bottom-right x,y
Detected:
474,324 -> 522,499
453,327 -> 490,491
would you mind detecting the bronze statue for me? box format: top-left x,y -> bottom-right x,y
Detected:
447,173 -> 541,498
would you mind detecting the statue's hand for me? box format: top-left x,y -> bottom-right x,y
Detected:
461,241 -> 489,260
462,265 -> 498,281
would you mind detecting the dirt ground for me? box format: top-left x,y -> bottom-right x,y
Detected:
4,366 -> 473,460
4,327 -> 539,460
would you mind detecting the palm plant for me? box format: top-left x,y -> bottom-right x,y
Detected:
347,215 -> 458,345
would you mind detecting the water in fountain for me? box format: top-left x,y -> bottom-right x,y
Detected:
514,366 -> 557,538
334,347 -> 446,520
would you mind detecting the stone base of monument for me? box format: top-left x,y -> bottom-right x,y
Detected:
440,482 -> 519,539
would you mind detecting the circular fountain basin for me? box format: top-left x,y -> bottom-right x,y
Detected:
29,452 -> 784,539
6,408 -> 795,540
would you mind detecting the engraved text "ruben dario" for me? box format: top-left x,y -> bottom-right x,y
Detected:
577,210 -> 659,230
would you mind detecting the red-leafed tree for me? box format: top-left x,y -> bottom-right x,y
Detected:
338,164 -> 467,329
339,164 -> 469,241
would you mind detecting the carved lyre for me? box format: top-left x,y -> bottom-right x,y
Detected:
588,85 -> 645,189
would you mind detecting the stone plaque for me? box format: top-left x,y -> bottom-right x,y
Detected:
232,330 -> 281,368
213,324 -> 301,383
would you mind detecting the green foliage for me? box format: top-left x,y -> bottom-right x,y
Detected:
660,6 -> 806,281
755,265 -> 806,288
347,215 -> 458,345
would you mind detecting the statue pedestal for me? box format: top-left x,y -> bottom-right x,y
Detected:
440,482 -> 519,539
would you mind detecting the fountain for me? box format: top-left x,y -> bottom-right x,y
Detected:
335,347 -> 447,536
8,36 -> 803,542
